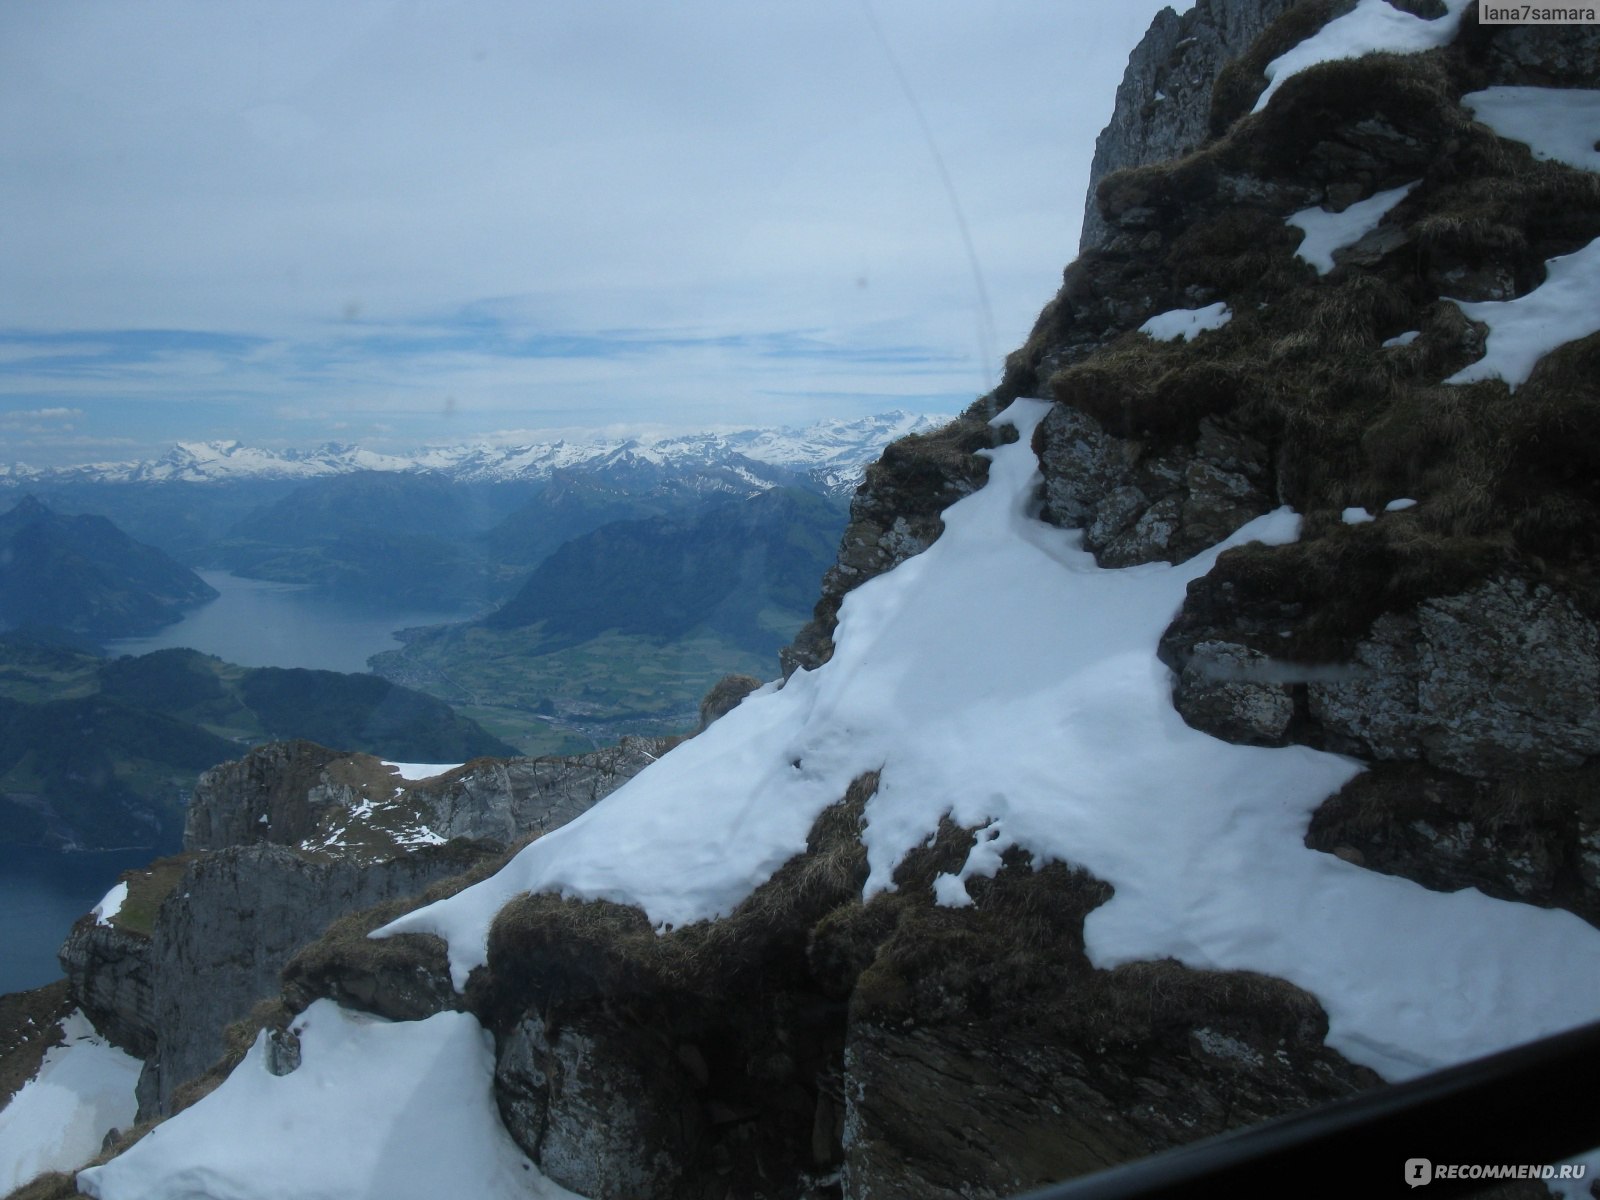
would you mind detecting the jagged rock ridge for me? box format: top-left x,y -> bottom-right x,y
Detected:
1078,0 -> 1300,253
55,737 -> 667,1128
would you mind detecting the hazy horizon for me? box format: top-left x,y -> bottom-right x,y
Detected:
2,1 -> 1188,468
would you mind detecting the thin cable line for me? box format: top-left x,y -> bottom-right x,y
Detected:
857,0 -> 998,392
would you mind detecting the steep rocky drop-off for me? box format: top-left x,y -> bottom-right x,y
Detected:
52,737 -> 668,1128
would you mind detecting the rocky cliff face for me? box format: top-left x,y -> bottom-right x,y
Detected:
132,842 -> 495,1118
56,923 -> 157,1062
55,737 -> 663,1126
1077,0 -> 1300,253
187,738 -> 667,862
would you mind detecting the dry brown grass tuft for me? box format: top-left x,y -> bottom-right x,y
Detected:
1208,0 -> 1357,136
5,1171 -> 80,1200
1168,523 -> 1513,662
109,855 -> 193,937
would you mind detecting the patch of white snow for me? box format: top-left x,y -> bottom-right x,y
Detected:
1385,498 -> 1418,512
1287,182 -> 1417,275
380,398 -> 1600,1083
1447,237 -> 1600,390
76,1002 -> 582,1200
383,761 -> 463,781
1138,302 -> 1233,342
0,1011 -> 140,1193
91,881 -> 128,927
399,824 -> 449,848
1382,330 -> 1420,347
1341,507 -> 1375,525
1253,0 -> 1473,113
933,821 -> 1017,909
1463,87 -> 1600,175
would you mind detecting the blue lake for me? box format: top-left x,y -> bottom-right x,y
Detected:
103,570 -> 473,674
0,844 -> 158,996
4,573 -> 475,996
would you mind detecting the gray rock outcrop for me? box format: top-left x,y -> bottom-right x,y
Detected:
63,734 -> 665,1122
840,997 -> 1373,1200
1034,404 -> 1272,567
1305,762 -> 1600,928
184,740 -> 359,852
1306,577 -> 1600,778
134,841 -> 493,1118
496,1015 -> 704,1200
186,737 -> 667,862
1079,0 -> 1299,253
1173,639 -> 1294,745
57,922 -> 157,1060
402,742 -> 664,844
1475,20 -> 1600,85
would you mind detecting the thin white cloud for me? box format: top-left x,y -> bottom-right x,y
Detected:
0,407 -> 83,423
0,0 -> 1186,464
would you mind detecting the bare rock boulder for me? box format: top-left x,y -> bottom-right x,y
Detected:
1307,577 -> 1600,778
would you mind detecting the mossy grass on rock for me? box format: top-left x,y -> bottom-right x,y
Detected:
697,672 -> 763,730
443,765 -> 1383,1199
102,855 -> 192,939
478,773 -> 876,1200
986,2 -> 1600,948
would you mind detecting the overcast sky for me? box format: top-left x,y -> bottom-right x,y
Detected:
1,1 -> 1184,466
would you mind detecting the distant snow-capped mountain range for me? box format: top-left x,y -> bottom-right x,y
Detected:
0,411 -> 951,495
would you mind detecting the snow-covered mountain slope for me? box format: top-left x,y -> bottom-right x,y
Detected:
0,412 -> 947,496
384,399 -> 1600,1081
0,1010 -> 139,1193
63,401 -> 1600,1200
77,1002 -> 578,1200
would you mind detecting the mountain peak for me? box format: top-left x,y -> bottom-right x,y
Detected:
7,493 -> 50,518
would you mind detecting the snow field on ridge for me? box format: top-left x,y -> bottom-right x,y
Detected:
76,1001 -> 582,1200
0,1010 -> 140,1193
382,761 -> 464,782
381,397 -> 1600,1082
